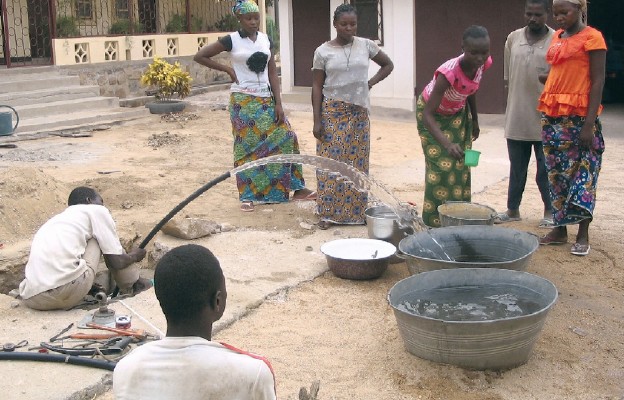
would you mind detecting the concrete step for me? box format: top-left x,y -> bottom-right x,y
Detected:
13,97 -> 120,119
0,86 -> 101,106
0,65 -> 60,76
0,75 -> 81,93
0,71 -> 64,83
12,107 -> 150,137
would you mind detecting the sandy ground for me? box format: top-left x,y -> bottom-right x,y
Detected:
1,93 -> 623,400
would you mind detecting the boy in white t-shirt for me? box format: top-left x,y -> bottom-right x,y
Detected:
18,186 -> 149,310
114,244 -> 277,400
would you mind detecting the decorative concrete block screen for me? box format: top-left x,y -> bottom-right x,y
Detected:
167,38 -> 179,56
197,37 -> 209,51
53,33 -> 221,65
104,41 -> 119,61
142,39 -> 155,58
74,43 -> 90,63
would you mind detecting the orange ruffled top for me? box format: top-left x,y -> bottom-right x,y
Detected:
537,26 -> 607,117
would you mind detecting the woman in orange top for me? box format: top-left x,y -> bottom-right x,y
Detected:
537,0 -> 606,256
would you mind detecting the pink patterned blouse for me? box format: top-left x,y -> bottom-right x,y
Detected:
421,54 -> 493,115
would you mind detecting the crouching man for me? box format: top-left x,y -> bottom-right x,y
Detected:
18,186 -> 149,310
113,244 -> 276,400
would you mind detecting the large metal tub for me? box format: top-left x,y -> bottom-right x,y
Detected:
388,268 -> 558,370
398,226 -> 539,274
437,201 -> 496,227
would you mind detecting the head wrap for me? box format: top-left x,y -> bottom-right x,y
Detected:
553,0 -> 588,23
232,0 -> 260,15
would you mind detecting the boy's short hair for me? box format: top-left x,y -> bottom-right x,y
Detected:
68,187 -> 98,206
154,244 -> 224,323
463,25 -> 489,42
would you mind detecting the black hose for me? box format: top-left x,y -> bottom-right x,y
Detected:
111,171 -> 232,298
0,351 -> 116,371
139,171 -> 231,249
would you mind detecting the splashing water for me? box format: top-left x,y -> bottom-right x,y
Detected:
231,154 -> 421,226
230,154 -> 454,260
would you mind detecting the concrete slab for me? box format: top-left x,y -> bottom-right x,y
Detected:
0,226 -> 361,400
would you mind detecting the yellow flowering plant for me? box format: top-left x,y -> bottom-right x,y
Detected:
141,57 -> 192,102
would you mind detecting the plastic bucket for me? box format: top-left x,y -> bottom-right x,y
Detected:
464,149 -> 481,167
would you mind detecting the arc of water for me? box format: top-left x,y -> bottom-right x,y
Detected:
139,154 -> 430,251
232,154 -> 426,229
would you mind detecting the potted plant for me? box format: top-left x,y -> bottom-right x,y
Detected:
141,57 -> 192,114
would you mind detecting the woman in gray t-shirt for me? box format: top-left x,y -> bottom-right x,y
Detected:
311,4 -> 393,229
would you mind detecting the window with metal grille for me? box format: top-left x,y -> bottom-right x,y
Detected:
115,0 -> 130,20
350,0 -> 383,45
75,0 -> 93,19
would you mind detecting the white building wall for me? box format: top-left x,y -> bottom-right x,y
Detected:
279,0 -> 416,111
277,0 -> 295,92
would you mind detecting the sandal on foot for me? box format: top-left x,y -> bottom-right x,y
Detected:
571,243 -> 590,256
493,212 -> 521,224
317,220 -> 332,230
538,218 -> 555,228
293,189 -> 317,201
539,234 -> 568,245
240,201 -> 254,212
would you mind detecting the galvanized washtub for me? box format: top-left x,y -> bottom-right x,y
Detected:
388,268 -> 558,370
437,201 -> 496,227
398,226 -> 539,274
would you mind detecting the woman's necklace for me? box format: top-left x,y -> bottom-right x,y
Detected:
342,41 -> 354,71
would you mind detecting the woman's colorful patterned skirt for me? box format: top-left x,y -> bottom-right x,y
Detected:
316,99 -> 370,225
541,114 -> 605,226
416,95 -> 472,227
229,92 -> 305,203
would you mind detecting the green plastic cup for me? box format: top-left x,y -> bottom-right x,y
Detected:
464,149 -> 481,167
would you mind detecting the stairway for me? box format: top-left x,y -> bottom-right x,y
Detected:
0,66 -> 148,138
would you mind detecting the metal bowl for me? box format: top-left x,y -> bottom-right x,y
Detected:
320,238 -> 396,280
437,201 -> 496,227
388,268 -> 558,370
398,225 -> 539,274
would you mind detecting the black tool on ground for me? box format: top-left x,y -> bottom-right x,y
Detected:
0,143 -> 17,148
2,340 -> 28,352
111,171 -> 231,298
49,323 -> 74,342
40,335 -> 134,356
